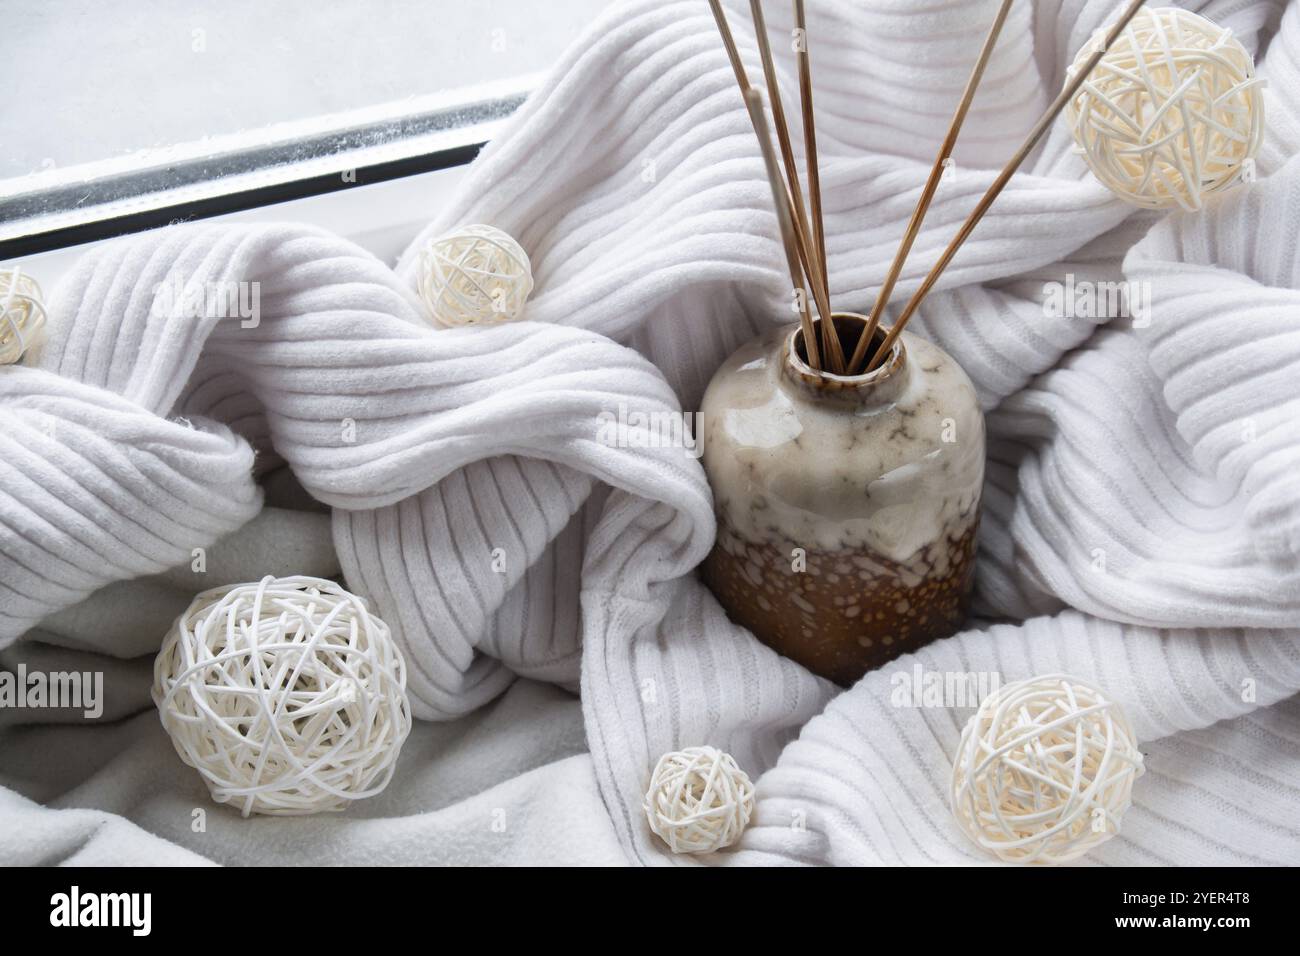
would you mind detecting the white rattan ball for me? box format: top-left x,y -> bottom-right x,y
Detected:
1065,7 -> 1264,211
153,575 -> 412,817
416,223 -> 534,326
950,674 -> 1145,865
0,268 -> 47,365
644,745 -> 755,854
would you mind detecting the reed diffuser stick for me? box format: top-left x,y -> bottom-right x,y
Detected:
745,88 -> 824,371
794,0 -> 827,295
846,0 -> 1015,374
707,0 -> 822,369
785,166 -> 842,371
707,0 -> 753,90
866,0 -> 1147,371
749,0 -> 846,372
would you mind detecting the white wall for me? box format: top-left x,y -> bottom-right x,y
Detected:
3,0 -> 612,179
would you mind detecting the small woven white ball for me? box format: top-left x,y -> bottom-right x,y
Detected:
950,674 -> 1144,865
153,575 -> 412,817
1065,7 -> 1264,211
0,268 -> 47,365
644,745 -> 754,854
416,223 -> 534,327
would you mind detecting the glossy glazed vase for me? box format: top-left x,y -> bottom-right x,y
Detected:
700,313 -> 984,685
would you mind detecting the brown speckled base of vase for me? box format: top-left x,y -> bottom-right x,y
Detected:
702,508 -> 980,686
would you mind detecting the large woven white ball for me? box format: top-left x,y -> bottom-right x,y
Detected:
950,674 -> 1144,865
644,746 -> 755,854
416,223 -> 534,326
1065,7 -> 1264,211
0,268 -> 47,365
153,575 -> 412,817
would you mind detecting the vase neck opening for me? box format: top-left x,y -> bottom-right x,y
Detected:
783,312 -> 907,404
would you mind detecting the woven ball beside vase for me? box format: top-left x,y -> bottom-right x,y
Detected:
1065,7 -> 1265,210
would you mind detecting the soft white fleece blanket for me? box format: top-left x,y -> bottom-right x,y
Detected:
2,0 -> 1299,866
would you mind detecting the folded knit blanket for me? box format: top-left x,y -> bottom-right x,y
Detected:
2,0 -> 1298,866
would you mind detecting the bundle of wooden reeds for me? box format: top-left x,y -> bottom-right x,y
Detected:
708,0 -> 1147,374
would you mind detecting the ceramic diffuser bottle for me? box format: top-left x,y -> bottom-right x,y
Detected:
700,314 -> 984,685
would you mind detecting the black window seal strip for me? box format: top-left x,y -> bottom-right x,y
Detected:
0,142 -> 483,261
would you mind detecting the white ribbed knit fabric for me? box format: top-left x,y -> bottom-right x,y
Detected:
2,0 -> 1298,866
